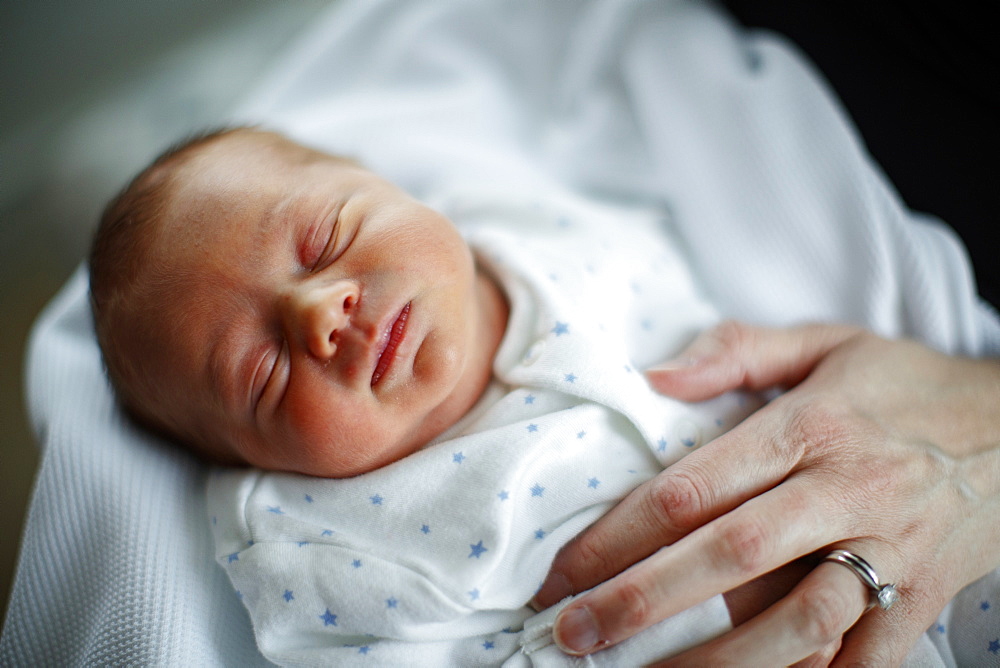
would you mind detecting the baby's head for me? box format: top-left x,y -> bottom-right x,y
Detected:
90,128 -> 507,477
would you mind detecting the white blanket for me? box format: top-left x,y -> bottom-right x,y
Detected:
5,0 -> 999,665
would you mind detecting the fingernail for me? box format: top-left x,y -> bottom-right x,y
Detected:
554,605 -> 600,654
647,356 -> 702,372
531,571 -> 572,610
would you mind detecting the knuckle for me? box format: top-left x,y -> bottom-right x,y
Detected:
611,578 -> 652,632
572,533 -> 621,584
712,516 -> 771,577
711,319 -> 753,356
784,400 -> 852,457
792,583 -> 855,646
643,468 -> 707,538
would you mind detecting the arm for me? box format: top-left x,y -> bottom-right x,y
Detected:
533,321 -> 1000,665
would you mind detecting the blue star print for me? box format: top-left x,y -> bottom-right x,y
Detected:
588,477 -> 601,489
267,505 -> 284,515
524,394 -> 535,405
469,540 -> 488,559
498,490 -> 509,501
982,600 -> 991,611
527,424 -> 539,433
535,529 -> 546,540
453,452 -> 466,463
577,430 -> 586,439
552,322 -> 569,336
469,588 -> 480,601
421,524 -> 431,534
483,640 -> 496,650
531,484 -> 545,497
359,646 -> 370,655
319,609 -> 338,626
657,437 -> 667,452
370,494 -> 383,505
227,552 -> 239,564
304,494 -> 313,503
321,529 -> 334,536
387,597 -> 398,609
990,639 -> 999,654
564,373 -> 577,383
283,590 -> 294,603
352,559 -> 362,568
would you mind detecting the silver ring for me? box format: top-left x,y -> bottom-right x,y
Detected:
823,549 -> 899,611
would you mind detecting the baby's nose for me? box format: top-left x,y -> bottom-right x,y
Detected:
286,279 -> 360,360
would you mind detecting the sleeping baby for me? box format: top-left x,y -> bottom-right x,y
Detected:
89,127 -> 761,665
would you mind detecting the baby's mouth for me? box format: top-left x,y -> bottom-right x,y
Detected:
371,302 -> 411,387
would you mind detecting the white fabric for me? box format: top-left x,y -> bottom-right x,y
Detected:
6,0 -> 1000,665
208,190 -> 759,665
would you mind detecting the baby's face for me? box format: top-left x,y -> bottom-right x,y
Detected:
145,131 -> 507,477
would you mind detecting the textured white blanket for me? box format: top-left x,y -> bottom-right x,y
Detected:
4,0 -> 998,665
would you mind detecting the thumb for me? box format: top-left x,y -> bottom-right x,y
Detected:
645,321 -> 862,402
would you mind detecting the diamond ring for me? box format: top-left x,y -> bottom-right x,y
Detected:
823,549 -> 899,611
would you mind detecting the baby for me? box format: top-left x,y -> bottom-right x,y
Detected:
90,127 -> 758,665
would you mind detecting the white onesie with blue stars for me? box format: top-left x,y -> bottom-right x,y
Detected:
207,186 -> 762,666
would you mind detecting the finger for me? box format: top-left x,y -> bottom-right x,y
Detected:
791,639 -> 841,668
646,321 -> 862,401
660,562 -> 866,667
551,476 -> 840,655
533,405 -> 800,609
833,578 -> 939,667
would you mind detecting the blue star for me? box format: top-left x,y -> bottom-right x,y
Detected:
352,559 -> 362,568
982,601 -> 991,611
682,437 -> 696,447
386,597 -> 398,609
577,430 -> 586,439
319,609 -> 338,626
469,540 -> 488,559
531,484 -> 545,497
453,452 -> 466,463
935,624 -> 945,633
421,524 -> 431,534
535,529 -> 546,540
297,541 -> 309,547
321,529 -> 334,536
552,322 -> 569,336
236,590 -> 243,600
588,477 -> 600,489
227,552 -> 239,564
483,640 -> 496,650
497,490 -> 509,501
657,437 -> 667,452
468,588 -> 480,601
623,365 -> 633,373
304,494 -> 313,503
564,373 -> 577,383
990,639 -> 1000,654
247,540 -> 255,547
641,319 -> 653,331
358,646 -> 370,655
283,589 -> 294,602
527,423 -> 539,433
267,505 -> 284,515
370,494 -> 383,505
524,394 -> 535,404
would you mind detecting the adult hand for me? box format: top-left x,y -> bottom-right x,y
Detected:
532,321 -> 1000,665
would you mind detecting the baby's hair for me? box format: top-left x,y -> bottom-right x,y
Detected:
88,126 -> 251,454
